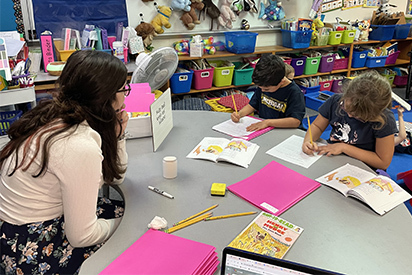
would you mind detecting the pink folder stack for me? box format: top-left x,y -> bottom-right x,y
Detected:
100,229 -> 219,274
228,161 -> 321,216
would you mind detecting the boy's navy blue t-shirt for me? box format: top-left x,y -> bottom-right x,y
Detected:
319,93 -> 397,151
248,81 -> 305,122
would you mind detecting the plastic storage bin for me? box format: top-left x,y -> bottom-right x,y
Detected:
224,31 -> 258,54
290,56 -> 306,76
209,60 -> 235,87
385,51 -> 400,65
303,56 -> 321,75
381,71 -> 396,86
232,62 -> 254,86
341,30 -> 357,44
320,80 -> 333,91
305,91 -> 334,111
331,79 -> 344,93
328,31 -> 344,45
393,24 -> 411,39
318,55 -> 335,73
369,25 -> 396,41
351,50 -> 368,68
311,33 -> 329,46
53,40 -> 75,61
192,67 -> 214,90
170,70 -> 194,94
282,57 -> 292,65
365,56 -> 388,68
281,30 -> 313,49
394,75 -> 408,86
299,85 -> 320,94
1,110 -> 23,136
333,57 -> 349,70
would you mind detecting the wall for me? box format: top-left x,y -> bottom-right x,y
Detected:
0,0 -> 17,31
125,0 -> 407,49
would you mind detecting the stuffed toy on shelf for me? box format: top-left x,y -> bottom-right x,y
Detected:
218,0 -> 237,29
151,3 -> 172,34
170,0 -> 191,12
199,0 -> 221,31
180,0 -> 205,30
135,13 -> 157,51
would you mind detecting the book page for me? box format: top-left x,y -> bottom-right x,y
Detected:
212,116 -> 261,138
228,212 -> 303,259
217,138 -> 260,168
186,137 -> 230,163
349,175 -> 412,215
316,163 -> 376,196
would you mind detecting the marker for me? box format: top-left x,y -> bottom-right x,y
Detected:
148,186 -> 174,199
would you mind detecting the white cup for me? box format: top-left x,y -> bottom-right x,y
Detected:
163,156 -> 177,179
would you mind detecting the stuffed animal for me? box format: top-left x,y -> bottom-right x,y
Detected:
241,19 -> 250,30
151,5 -> 172,34
199,0 -> 221,31
258,0 -> 285,21
217,0 -> 236,29
358,20 -> 371,41
135,22 -> 157,49
311,17 -> 324,44
180,0 -> 204,30
171,0 -> 191,12
232,0 -> 257,15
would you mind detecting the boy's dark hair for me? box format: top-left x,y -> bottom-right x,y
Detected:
252,54 -> 285,87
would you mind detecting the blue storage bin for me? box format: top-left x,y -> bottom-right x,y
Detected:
365,56 -> 388,68
305,91 -> 334,111
281,30 -> 313,49
224,31 -> 258,54
351,50 -> 368,68
369,25 -> 395,41
393,23 -> 412,39
170,70 -> 194,94
1,110 -> 23,136
298,85 -> 320,95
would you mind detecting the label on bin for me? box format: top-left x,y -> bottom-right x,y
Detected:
327,57 -> 334,63
221,69 -> 230,75
179,75 -> 188,81
311,59 -> 318,65
348,32 -> 355,37
323,83 -> 330,88
376,60 -> 382,63
335,33 -> 342,38
296,60 -> 304,66
360,54 -> 366,58
201,72 -> 210,78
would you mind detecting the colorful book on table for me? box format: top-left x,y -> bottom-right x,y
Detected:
228,161 -> 321,215
100,229 -> 219,274
212,116 -> 274,141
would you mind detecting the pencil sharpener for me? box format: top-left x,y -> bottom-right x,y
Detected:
211,183 -> 226,196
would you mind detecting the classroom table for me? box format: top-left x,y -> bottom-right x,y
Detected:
79,111 -> 412,275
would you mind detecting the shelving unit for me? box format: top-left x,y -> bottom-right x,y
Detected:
176,37 -> 412,95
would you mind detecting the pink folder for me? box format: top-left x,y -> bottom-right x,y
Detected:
228,161 -> 321,216
100,229 -> 218,274
123,83 -> 154,113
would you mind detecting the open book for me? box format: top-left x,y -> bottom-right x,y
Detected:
227,212 -> 303,259
212,116 -> 274,140
186,137 -> 259,168
316,163 -> 412,215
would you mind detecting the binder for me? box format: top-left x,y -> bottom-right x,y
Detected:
39,31 -> 55,73
95,27 -> 103,50
101,28 -> 109,49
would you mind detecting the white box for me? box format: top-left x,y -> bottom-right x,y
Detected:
126,116 -> 152,139
190,42 -> 203,57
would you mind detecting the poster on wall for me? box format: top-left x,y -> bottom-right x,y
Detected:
342,0 -> 364,10
320,0 -> 343,13
363,0 -> 381,8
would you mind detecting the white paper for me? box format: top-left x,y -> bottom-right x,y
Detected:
150,88 -> 173,152
4,39 -> 25,57
266,135 -> 323,169
212,116 -> 259,138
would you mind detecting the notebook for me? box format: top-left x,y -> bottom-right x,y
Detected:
100,229 -> 219,274
221,247 -> 339,275
228,161 -> 321,215
212,116 -> 274,141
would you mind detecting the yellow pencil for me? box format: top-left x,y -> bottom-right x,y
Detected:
167,212 -> 212,233
231,94 -> 238,113
204,211 -> 257,221
173,204 -> 218,226
307,116 -> 313,146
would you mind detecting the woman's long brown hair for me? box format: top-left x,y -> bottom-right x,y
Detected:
0,50 -> 128,182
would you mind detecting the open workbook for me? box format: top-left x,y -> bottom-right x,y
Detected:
212,116 -> 274,140
186,137 -> 259,168
316,163 -> 412,215
227,212 -> 303,259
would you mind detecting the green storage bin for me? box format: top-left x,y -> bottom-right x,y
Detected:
232,62 -> 254,86
381,72 -> 396,86
303,56 -> 321,75
209,60 -> 235,87
311,33 -> 329,46
328,31 -> 344,45
341,30 -> 356,44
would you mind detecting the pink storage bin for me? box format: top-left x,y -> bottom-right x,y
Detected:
331,79 -> 344,93
192,68 -> 214,90
393,75 -> 408,86
320,80 -> 333,91
333,58 -> 348,70
385,51 -> 400,65
318,55 -> 335,73
243,57 -> 259,69
282,57 -> 292,65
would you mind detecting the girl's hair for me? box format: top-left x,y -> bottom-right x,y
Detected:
0,50 -> 128,182
339,71 -> 392,129
284,63 -> 295,77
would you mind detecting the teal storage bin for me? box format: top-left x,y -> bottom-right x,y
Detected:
232,62 -> 254,86
303,56 -> 321,75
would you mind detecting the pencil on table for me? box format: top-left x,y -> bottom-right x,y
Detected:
307,116 -> 313,146
173,204 -> 218,226
204,211 -> 257,221
231,94 -> 238,113
167,212 -> 212,233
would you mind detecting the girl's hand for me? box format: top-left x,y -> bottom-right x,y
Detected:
302,141 -> 319,155
231,112 -> 241,123
246,120 -> 268,131
317,143 -> 346,156
397,107 -> 405,117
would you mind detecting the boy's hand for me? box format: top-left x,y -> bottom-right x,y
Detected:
231,112 -> 241,123
246,120 -> 268,131
302,141 -> 319,155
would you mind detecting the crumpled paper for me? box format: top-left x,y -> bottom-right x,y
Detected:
148,216 -> 168,229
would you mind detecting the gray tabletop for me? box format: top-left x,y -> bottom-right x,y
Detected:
79,111 -> 412,274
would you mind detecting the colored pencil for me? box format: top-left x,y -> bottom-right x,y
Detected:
307,116 -> 313,145
167,212 -> 212,233
204,211 -> 257,221
173,204 -> 218,226
232,94 -> 238,113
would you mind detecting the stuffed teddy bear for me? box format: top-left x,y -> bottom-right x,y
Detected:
199,0 -> 221,31
171,0 -> 191,12
151,5 -> 172,34
135,22 -> 157,49
180,0 -> 205,30
217,0 -> 236,29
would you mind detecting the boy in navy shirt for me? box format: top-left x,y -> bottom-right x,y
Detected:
231,54 -> 305,131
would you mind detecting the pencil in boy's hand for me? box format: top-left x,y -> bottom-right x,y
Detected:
173,204 -> 218,226
307,116 -> 313,146
231,94 -> 238,113
167,212 -> 212,233
204,211 -> 257,221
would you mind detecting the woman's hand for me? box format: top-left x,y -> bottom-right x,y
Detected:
115,104 -> 129,137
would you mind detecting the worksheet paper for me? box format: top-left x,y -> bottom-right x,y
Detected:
266,135 -> 323,168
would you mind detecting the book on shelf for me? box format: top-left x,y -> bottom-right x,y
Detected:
316,163 -> 412,215
212,116 -> 274,141
186,137 -> 259,168
227,211 -> 303,259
